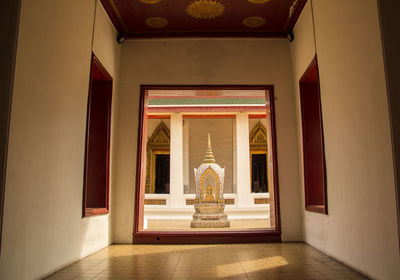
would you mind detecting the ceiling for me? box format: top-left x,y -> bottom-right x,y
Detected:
100,0 -> 307,39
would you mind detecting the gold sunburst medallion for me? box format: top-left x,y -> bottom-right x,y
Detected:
248,0 -> 270,3
242,16 -> 266,28
139,0 -> 161,4
145,17 -> 168,28
186,0 -> 225,19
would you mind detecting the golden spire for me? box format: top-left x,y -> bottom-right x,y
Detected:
203,133 -> 216,163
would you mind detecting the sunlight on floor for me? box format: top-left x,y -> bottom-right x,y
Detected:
216,256 -> 288,278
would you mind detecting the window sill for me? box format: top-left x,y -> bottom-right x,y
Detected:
84,208 -> 109,217
305,205 -> 327,214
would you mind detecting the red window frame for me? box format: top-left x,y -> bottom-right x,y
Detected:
133,85 -> 282,244
299,57 -> 328,214
83,54 -> 113,217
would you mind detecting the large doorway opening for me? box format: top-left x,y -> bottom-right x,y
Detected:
134,86 -> 280,243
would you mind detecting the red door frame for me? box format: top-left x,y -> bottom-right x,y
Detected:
133,85 -> 281,244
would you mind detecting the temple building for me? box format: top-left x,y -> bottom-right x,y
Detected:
1,0 -> 400,280
143,90 -> 275,230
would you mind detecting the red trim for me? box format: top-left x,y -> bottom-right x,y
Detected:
249,114 -> 267,119
183,114 -> 236,119
300,56 -> 318,82
134,230 -> 281,244
92,55 -> 112,81
148,106 -> 266,113
268,88 -> 282,234
134,86 -> 148,234
147,115 -> 170,119
134,85 -> 281,244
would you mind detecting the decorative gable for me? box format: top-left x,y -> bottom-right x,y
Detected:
148,121 -> 170,149
249,122 -> 267,150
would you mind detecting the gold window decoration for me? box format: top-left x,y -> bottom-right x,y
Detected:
146,121 -> 170,193
249,122 -> 269,193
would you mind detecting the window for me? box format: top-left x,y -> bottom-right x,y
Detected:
299,57 -> 327,214
83,54 -> 112,217
249,120 -> 269,193
145,119 -> 170,194
134,86 -> 281,243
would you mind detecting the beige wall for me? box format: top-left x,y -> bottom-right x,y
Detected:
114,38 -> 302,243
291,1 -> 400,279
0,1 -> 121,279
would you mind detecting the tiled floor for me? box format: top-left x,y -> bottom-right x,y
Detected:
45,243 -> 369,280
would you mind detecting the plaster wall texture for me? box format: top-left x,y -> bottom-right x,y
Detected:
0,1 -> 121,279
114,38 -> 302,243
290,1 -> 400,279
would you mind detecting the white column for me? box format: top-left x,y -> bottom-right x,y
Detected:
232,120 -> 237,193
236,113 -> 253,207
170,113 -> 185,208
183,119 -> 189,194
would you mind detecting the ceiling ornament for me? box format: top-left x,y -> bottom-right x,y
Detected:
139,0 -> 161,3
186,0 -> 225,19
242,16 -> 266,28
248,0 -> 270,4
145,17 -> 168,28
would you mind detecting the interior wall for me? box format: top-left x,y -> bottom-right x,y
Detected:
0,1 -> 121,279
290,1 -> 400,279
114,38 -> 302,243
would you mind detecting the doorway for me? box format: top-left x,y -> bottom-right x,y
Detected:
134,85 -> 281,243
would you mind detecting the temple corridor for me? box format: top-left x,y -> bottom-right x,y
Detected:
45,243 -> 368,280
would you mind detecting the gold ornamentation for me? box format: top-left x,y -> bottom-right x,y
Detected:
249,121 -> 268,149
145,199 -> 167,205
139,0 -> 161,4
224,198 -> 234,205
200,166 -> 220,203
254,198 -> 269,204
146,121 -> 170,193
148,121 -> 170,148
242,16 -> 266,28
186,0 -> 225,19
186,199 -> 196,205
203,133 -> 216,163
248,0 -> 270,3
145,17 -> 168,28
187,198 -> 234,205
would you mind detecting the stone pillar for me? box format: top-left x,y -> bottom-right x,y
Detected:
170,113 -> 185,208
236,113 -> 253,207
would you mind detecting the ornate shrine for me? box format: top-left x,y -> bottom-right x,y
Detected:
191,133 -> 230,228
